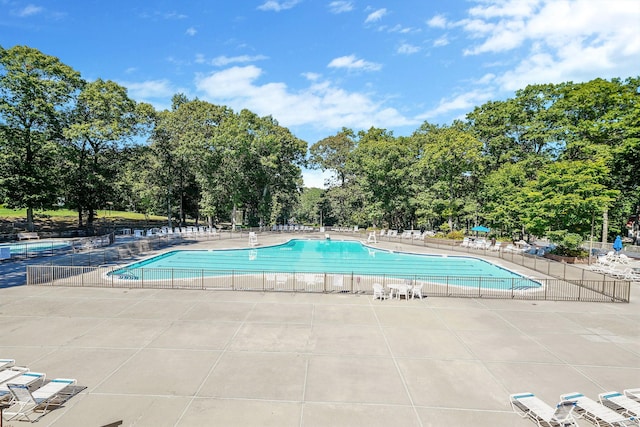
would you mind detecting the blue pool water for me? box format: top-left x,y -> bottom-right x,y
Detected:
0,240 -> 71,254
111,239 -> 540,290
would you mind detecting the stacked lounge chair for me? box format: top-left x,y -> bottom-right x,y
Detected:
599,391 -> 640,418
510,392 -> 577,426
560,392 -> 637,426
0,358 -> 80,422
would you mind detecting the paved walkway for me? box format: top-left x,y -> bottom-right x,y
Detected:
0,235 -> 638,426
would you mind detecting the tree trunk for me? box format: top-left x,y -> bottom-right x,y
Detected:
601,210 -> 608,244
26,207 -> 34,232
166,195 -> 172,229
232,204 -> 237,231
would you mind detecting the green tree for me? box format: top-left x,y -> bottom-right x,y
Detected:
294,187 -> 325,225
0,45 -> 82,230
351,128 -> 413,228
412,122 -> 483,230
308,128 -> 357,186
521,159 -> 619,237
480,162 -> 528,235
63,78 -> 147,228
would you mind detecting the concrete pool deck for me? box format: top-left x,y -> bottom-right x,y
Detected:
0,234 -> 639,426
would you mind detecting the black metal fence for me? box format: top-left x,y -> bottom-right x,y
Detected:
26,266 -> 630,303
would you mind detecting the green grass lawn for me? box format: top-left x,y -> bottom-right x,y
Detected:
0,207 -> 165,221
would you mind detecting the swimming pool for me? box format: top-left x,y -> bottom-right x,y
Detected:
110,239 -> 540,290
0,240 -> 72,254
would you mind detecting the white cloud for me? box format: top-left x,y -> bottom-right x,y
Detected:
185,27 -> 197,36
397,43 -> 420,55
194,65 -> 414,132
388,24 -> 418,34
211,54 -> 269,67
302,72 -> 321,81
328,55 -> 382,71
16,4 -> 43,17
365,8 -> 387,23
433,35 -> 449,47
121,79 -> 178,100
427,14 -> 447,28
328,1 -> 353,14
258,0 -> 301,12
418,89 -> 495,120
455,0 -> 640,92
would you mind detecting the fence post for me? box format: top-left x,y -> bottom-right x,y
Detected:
547,259 -> 550,276
578,281 -> 581,301
612,281 -> 616,302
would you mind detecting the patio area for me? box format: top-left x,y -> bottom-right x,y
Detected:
1,278 -> 638,426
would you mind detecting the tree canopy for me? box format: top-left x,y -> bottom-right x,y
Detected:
1,46 -> 638,244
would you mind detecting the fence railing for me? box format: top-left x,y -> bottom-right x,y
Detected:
376,235 -> 637,286
26,265 -> 630,303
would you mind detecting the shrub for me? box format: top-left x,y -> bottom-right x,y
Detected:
446,230 -> 465,240
548,231 -> 588,258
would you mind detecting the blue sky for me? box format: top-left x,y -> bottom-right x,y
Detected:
2,0 -> 639,187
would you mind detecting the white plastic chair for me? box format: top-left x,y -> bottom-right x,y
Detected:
411,283 -> 424,300
372,283 -> 387,300
248,232 -> 258,246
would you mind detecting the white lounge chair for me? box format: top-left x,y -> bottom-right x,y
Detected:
3,378 -> 77,422
599,391 -> 640,418
0,371 -> 45,399
510,392 -> 577,427
0,367 -> 29,390
0,359 -> 15,371
561,392 -> 637,426
624,389 -> 640,403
